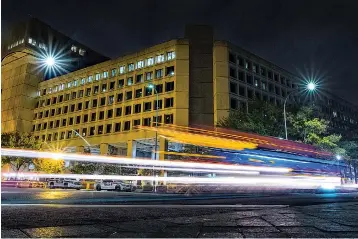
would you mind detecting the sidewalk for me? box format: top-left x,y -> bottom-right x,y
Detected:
2,202 -> 358,238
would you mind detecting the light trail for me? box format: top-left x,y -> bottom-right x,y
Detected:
1,148 -> 291,173
2,172 -> 341,189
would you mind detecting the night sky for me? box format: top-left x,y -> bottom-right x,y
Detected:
2,0 -> 358,104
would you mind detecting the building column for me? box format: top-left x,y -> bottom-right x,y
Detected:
127,140 -> 136,158
100,143 -> 109,155
159,137 -> 168,161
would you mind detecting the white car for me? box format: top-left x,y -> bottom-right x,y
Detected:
95,180 -> 132,191
47,178 -> 82,190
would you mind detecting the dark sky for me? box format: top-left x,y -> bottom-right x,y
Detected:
2,0 -> 358,104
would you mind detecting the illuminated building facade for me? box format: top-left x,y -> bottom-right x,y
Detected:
2,19 -> 357,159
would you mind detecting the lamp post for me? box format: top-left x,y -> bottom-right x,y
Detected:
283,82 -> 316,140
336,155 -> 344,184
148,84 -> 159,192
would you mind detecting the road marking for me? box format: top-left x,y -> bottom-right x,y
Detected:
1,204 -> 289,208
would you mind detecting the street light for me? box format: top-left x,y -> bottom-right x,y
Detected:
283,82 -> 317,140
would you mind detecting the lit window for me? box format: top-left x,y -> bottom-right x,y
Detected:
333,111 -> 337,117
81,78 -> 85,85
128,63 -> 135,71
164,114 -> 174,124
67,82 -> 72,88
37,90 -> 41,97
39,43 -> 47,50
95,73 -> 101,81
88,75 -> 93,83
167,51 -> 176,60
147,57 -> 154,66
54,86 -> 58,92
103,71 -> 109,78
136,60 -> 144,69
28,38 -> 36,46
73,80 -> 78,87
127,77 -> 133,86
79,49 -> 86,56
59,84 -> 65,91
119,66 -> 126,74
71,45 -> 77,52
146,72 -> 153,81
155,54 -> 165,64
49,87 -> 52,94
111,69 -> 117,77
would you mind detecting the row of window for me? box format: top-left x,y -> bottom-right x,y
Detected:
35,114 -> 174,141
38,53 -> 176,96
230,96 -> 285,110
230,82 -> 290,98
7,39 -> 25,50
36,81 -> 175,108
34,97 -> 174,121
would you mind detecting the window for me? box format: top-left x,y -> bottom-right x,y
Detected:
89,127 -> 95,136
77,102 -> 82,111
156,54 -> 165,63
43,122 -> 48,129
135,88 -> 142,98
136,74 -> 143,83
155,84 -> 163,93
57,107 -> 62,115
229,52 -> 236,63
86,88 -> 91,96
46,98 -> 51,106
147,57 -> 154,66
100,97 -> 106,106
52,97 -> 57,104
98,125 -> 103,135
78,90 -> 84,98
260,67 -> 266,76
165,82 -> 174,92
128,63 -> 135,71
230,82 -> 237,94
63,106 -> 68,114
93,99 -> 98,107
103,71 -> 109,79
79,49 -> 86,56
102,83 -> 107,92
81,128 -> 87,137
269,83 -> 274,93
69,117 -> 74,125
274,73 -> 279,82
70,104 -> 75,112
143,117 -> 151,126
166,66 -> 175,76
59,95 -> 63,102
88,75 -> 93,83
118,79 -> 124,88
116,107 -> 122,117
255,91 -> 261,99
153,116 -> 162,126
275,86 -> 281,96
253,64 -> 259,73
230,98 -> 238,109
91,112 -> 96,121
65,94 -> 70,101
108,95 -> 114,105
95,73 -> 101,81
93,85 -> 99,94
146,72 -> 153,81
230,68 -> 237,78
167,51 -> 176,60
155,69 -> 163,78
55,120 -> 60,128
246,61 -> 252,70
254,78 -> 259,87
106,124 -> 112,134
124,121 -> 131,131
125,106 -> 131,115
60,132 -> 65,140
53,132 -> 58,141
115,123 -> 121,132
134,104 -> 141,113
127,77 -> 133,86
99,111 -> 105,120
117,93 -> 123,102
247,74 -> 253,85
109,81 -> 115,90
39,111 -> 43,118
107,109 -> 113,118
51,109 -> 55,116
49,121 -> 54,129
83,114 -> 89,123
136,60 -> 144,69
111,69 -> 117,77
126,91 -> 132,100
153,99 -> 163,110
268,71 -> 273,79
238,71 -> 244,81
262,81 -> 267,91
142,87 -> 151,97
45,110 -> 49,117
144,102 -> 152,111
76,115 -> 81,124
165,98 -> 174,108
81,78 -> 86,85
164,114 -> 173,124
119,66 -> 125,74
247,89 -> 253,99
62,118 -> 67,126
85,101 -> 90,109
133,119 -> 141,127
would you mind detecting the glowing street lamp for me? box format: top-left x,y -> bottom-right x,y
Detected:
283,82 -> 317,140
45,56 -> 55,67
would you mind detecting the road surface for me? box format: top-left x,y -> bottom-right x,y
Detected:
2,188 -> 358,238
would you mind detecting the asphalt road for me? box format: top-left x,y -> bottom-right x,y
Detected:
2,188 -> 358,238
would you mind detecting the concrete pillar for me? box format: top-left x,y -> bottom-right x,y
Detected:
127,140 -> 136,158
76,146 -> 85,154
100,143 -> 109,155
159,137 -> 168,161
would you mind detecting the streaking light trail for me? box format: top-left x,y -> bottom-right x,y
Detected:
0,148 -> 291,173
1,173 -> 341,189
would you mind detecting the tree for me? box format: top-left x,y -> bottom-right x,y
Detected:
33,158 -> 65,174
339,140 -> 358,183
1,132 -> 42,173
218,100 -> 285,137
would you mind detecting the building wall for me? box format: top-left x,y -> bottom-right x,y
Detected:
1,51 -> 43,133
32,40 -> 189,150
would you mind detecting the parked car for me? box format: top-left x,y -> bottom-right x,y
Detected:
94,180 -> 133,191
47,178 -> 82,190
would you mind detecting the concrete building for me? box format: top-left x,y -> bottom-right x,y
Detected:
2,19 -> 357,159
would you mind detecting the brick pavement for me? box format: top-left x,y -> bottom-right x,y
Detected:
2,202 -> 358,238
